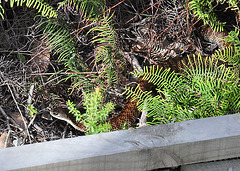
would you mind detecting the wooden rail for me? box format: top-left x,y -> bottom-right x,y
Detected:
1,114 -> 240,171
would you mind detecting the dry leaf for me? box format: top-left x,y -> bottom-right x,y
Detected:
0,132 -> 8,149
9,112 -> 28,129
31,40 -> 50,72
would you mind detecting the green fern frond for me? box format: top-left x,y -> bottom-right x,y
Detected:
123,84 -> 153,110
79,0 -> 105,18
212,46 -> 234,62
38,19 -> 93,92
88,12 -> 120,87
4,0 -> 57,18
60,54 -> 96,93
189,0 -> 239,31
132,65 -> 181,91
189,0 -> 226,32
213,29 -> 240,65
38,19 -> 77,62
227,0 -> 239,10
0,4 -> 4,19
189,0 -> 213,21
94,45 -> 119,86
228,85 -> 240,111
180,55 -> 239,114
89,12 -> 117,47
182,55 -> 237,114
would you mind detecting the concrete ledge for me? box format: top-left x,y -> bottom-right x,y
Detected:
181,158 -> 240,171
1,114 -> 240,171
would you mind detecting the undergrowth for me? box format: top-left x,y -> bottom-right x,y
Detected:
1,0 -> 239,133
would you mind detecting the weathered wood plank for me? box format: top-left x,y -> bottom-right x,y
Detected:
181,159 -> 240,171
1,114 -> 240,171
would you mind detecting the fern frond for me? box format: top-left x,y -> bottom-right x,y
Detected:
189,0 -> 239,31
123,84 -> 153,110
212,46 -> 234,62
180,55 -> 238,116
88,12 -> 120,87
38,19 -> 77,62
132,65 -> 181,90
4,0 -> 57,18
0,4 -> 4,19
37,18 -> 94,92
227,0 -> 239,10
213,29 -> 240,65
89,12 -> 117,47
228,85 -> 240,111
91,44 -> 119,87
189,0 -> 225,32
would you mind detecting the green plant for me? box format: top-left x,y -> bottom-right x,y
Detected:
41,1 -> 122,93
88,12 -> 121,88
37,17 -> 94,92
0,0 -> 57,19
123,53 -> 240,125
27,104 -> 38,117
0,4 -> 4,19
67,87 -> 114,135
39,19 -> 78,62
213,28 -> 240,65
189,0 -> 239,31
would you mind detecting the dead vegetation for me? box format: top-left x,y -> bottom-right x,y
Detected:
0,0 -> 239,148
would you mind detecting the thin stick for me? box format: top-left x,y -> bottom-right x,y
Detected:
105,0 -> 126,13
5,130 -> 11,148
0,105 -> 10,131
28,113 -> 37,128
0,105 -> 13,148
155,6 -> 189,43
6,83 -> 32,144
30,71 -> 99,76
125,0 -> 163,25
27,84 -> 34,107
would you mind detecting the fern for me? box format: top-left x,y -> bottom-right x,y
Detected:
38,3 -> 121,93
123,84 -> 153,111
88,12 -> 121,87
1,0 -> 57,19
227,0 -> 239,11
124,55 -> 240,125
61,12 -> 121,92
189,0 -> 239,32
89,12 -> 117,47
0,4 -> 4,19
39,19 -> 77,62
213,29 -> 240,65
36,18 -> 95,92
62,56 -> 95,93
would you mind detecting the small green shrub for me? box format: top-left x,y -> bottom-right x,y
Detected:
67,87 -> 114,135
